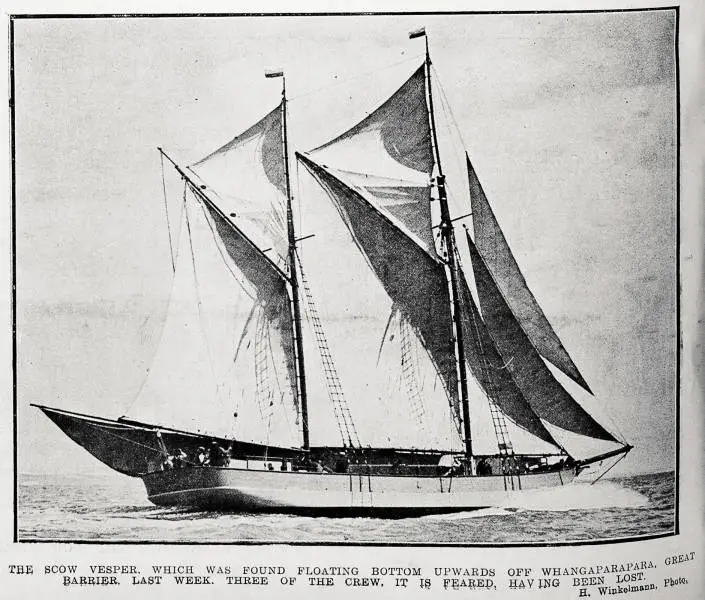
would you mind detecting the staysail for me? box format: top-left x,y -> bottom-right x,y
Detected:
466,154 -> 592,393
298,153 -> 460,426
457,269 -> 560,447
465,229 -> 617,442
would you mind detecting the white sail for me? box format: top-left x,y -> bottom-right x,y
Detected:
295,162 -> 460,450
310,65 -> 436,255
126,187 -> 300,448
191,104 -> 289,267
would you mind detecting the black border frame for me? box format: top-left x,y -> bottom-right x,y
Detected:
9,6 -> 681,547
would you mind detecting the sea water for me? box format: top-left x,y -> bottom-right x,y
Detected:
17,471 -> 674,544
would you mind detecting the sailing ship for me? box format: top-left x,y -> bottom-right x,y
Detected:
34,28 -> 632,516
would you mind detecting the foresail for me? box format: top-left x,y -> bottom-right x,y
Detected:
309,65 -> 436,255
457,270 -> 560,447
127,186 -> 299,447
298,153 -> 460,423
465,231 -> 618,442
198,195 -> 298,408
466,154 -> 592,393
190,104 -> 289,264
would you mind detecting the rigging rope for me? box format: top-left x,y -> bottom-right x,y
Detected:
431,65 -> 470,153
399,314 -> 427,426
160,153 -> 176,273
183,186 -> 220,417
435,225 -> 464,441
122,178 -> 186,414
254,306 -> 274,423
297,252 -> 360,448
121,186 -> 187,418
294,158 -> 304,244
590,451 -> 628,485
433,74 -> 473,221
92,424 -> 166,455
288,53 -> 424,102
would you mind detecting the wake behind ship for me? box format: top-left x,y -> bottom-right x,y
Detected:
35,28 -> 632,516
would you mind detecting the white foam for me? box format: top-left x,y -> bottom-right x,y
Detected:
499,480 -> 648,512
419,480 -> 648,521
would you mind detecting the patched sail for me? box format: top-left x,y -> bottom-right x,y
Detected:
199,197 -> 294,352
310,65 -> 436,255
465,230 -> 617,442
466,154 -> 592,393
327,168 -> 435,254
298,152 -> 460,423
190,104 -> 289,264
457,270 -> 560,447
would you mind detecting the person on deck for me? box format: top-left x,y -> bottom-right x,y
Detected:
173,448 -> 187,468
477,458 -> 492,476
195,446 -> 207,466
208,441 -> 231,467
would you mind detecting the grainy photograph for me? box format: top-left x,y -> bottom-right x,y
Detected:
14,10 -> 677,543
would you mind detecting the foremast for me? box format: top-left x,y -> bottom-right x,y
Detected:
414,29 -> 473,462
275,72 -> 311,451
158,68 -> 311,452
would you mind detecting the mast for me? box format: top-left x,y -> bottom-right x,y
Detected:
413,29 -> 473,461
276,72 -> 310,451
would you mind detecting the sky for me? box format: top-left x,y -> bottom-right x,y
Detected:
12,11 -> 676,477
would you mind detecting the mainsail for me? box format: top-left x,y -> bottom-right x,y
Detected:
298,153 -> 460,425
465,229 -> 617,442
466,154 -> 592,393
188,103 -> 301,422
296,63 -> 463,436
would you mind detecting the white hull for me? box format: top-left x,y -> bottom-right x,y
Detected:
142,466 -> 577,516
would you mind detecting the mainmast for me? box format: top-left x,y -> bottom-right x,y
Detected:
268,70 -> 310,451
411,28 -> 473,461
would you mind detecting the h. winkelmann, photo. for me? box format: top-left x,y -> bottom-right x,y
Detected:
14,11 -> 677,543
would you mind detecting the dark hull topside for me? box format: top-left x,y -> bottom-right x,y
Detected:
34,403 -> 629,514
34,404 -> 483,476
